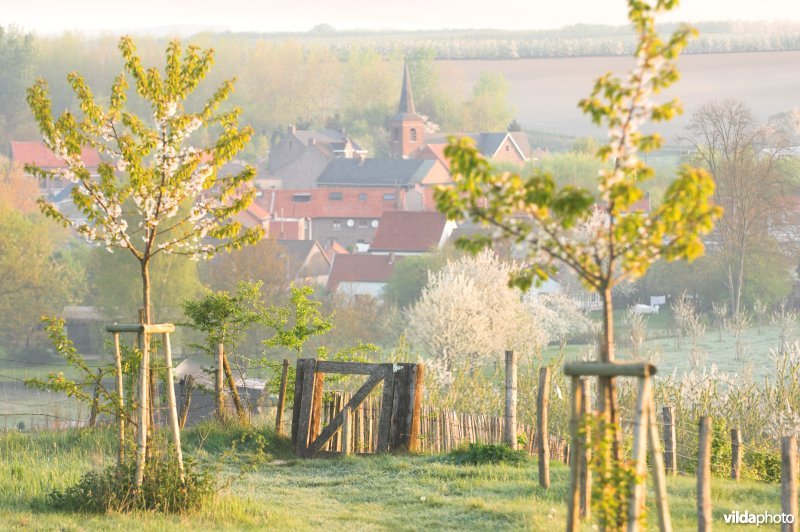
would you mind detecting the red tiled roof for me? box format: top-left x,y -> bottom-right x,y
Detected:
246,202 -> 270,220
370,211 -> 448,252
326,253 -> 399,291
259,188 -> 403,219
326,240 -> 349,257
417,143 -> 450,169
267,219 -> 305,240
12,141 -> 101,169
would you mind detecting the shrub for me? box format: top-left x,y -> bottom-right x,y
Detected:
744,448 -> 782,483
48,455 -> 214,513
448,443 -> 528,465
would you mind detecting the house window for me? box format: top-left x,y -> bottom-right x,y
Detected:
332,220 -> 342,230
358,193 -> 367,201
505,144 -> 510,151
292,193 -> 311,202
383,193 -> 396,201
329,191 -> 343,200
409,128 -> 417,142
358,219 -> 369,228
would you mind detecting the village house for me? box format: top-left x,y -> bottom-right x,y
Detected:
11,140 -> 101,197
326,253 -> 399,299
251,186 -> 439,249
369,211 -> 455,256
276,239 -> 332,286
267,126 -> 367,189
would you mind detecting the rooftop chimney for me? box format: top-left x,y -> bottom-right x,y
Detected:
288,124 -> 296,135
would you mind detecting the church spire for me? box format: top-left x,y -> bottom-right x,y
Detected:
398,60 -> 416,115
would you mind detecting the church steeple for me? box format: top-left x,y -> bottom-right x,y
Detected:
389,60 -> 425,158
398,60 -> 416,116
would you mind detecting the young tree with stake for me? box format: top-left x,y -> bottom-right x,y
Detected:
435,0 -> 721,464
26,36 -> 262,326
25,36 -> 261,486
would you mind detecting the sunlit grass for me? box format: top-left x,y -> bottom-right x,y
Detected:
0,425 -> 783,530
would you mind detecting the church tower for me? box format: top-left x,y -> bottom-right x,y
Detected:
388,61 -> 425,158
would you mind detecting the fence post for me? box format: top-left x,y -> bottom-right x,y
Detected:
782,435 -> 798,532
537,367 -> 551,489
698,416 -> 712,532
662,406 -> 676,476
311,371 -> 325,441
504,350 -> 518,449
88,368 -> 101,428
342,406 -> 352,456
275,358 -> 289,435
731,428 -> 742,481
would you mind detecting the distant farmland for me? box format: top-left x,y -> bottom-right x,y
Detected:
440,51 -> 800,144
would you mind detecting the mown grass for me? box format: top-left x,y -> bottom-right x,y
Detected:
0,424 -> 784,531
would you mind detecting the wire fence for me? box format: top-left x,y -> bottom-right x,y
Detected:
2,368 -> 797,479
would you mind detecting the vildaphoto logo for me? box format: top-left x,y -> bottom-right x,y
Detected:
723,511 -> 795,526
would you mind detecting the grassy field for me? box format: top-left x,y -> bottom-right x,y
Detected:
0,425 -> 784,531
548,307 -> 785,380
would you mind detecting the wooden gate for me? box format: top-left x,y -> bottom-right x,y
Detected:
291,359 -> 423,457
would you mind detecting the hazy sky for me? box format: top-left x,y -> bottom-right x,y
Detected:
4,0 -> 799,35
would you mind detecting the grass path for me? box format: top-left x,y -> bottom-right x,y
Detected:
0,426 -> 783,531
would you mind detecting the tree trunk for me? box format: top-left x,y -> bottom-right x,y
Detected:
735,250 -> 746,317
136,262 -> 153,485
600,286 -> 622,463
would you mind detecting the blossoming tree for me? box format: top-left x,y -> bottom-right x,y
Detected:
435,0 -> 722,459
25,37 -> 262,325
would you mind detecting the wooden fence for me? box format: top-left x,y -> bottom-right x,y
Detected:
314,391 -> 571,461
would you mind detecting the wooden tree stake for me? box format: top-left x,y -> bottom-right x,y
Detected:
566,376 -> 583,531
163,332 -> 184,481
113,332 -> 125,466
627,374 -> 650,531
275,358 -> 289,435
579,378 -> 591,521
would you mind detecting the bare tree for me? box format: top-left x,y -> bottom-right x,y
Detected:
685,100 -> 791,316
